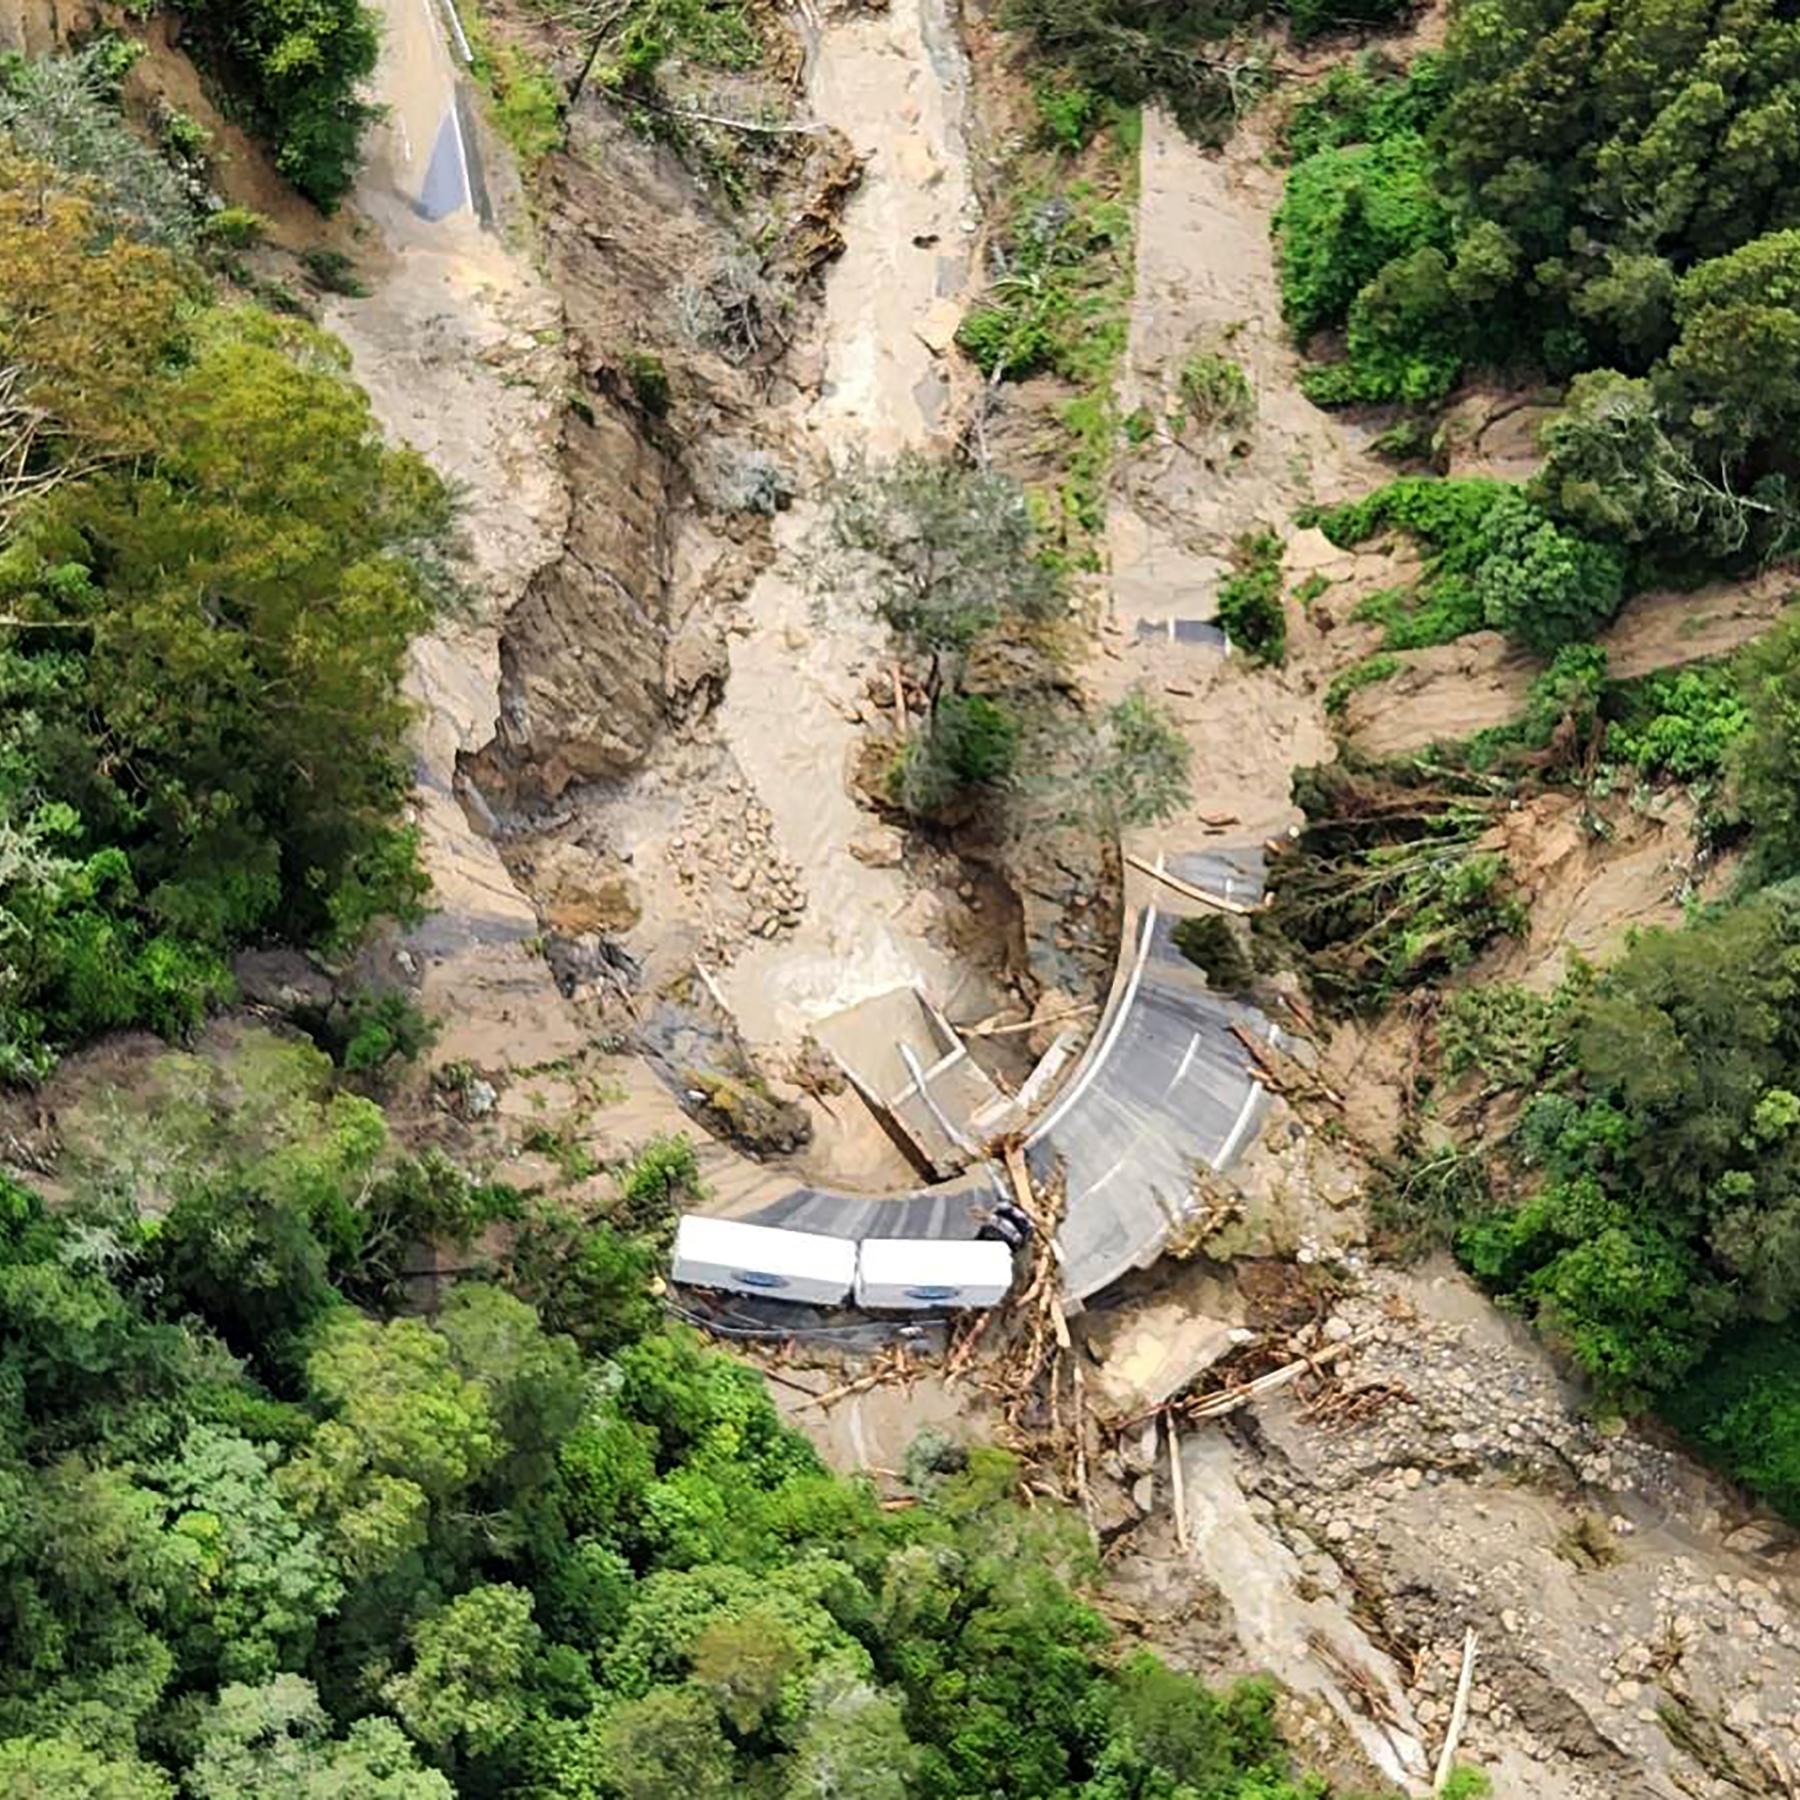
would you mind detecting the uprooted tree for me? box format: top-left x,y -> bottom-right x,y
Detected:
1263,751 -> 1524,1012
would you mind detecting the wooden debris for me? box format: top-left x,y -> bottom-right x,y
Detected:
1071,1357 -> 1095,1537
944,1308 -> 993,1386
1300,1380 -> 1413,1429
1185,1330 -> 1378,1421
1228,1021 -> 1346,1112
1126,852 -> 1260,916
1308,1630 -> 1403,1732
1432,1629 -> 1479,1794
799,1345 -> 919,1411
1167,1412 -> 1190,1554
891,663 -> 909,735
964,1002 -> 1098,1039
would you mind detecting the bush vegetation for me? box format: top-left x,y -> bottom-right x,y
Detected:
1312,610 -> 1800,1515
1001,0 -> 1412,146
1306,478 -> 1628,655
0,1026 -> 1384,1799
815,452 -> 1190,831
1176,348 -> 1255,437
466,1 -> 567,167
179,0 -> 382,209
1214,530 -> 1287,664
1173,913 -> 1256,990
1265,753 -> 1525,1011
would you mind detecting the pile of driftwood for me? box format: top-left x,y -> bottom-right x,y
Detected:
943,1142 -> 1102,1520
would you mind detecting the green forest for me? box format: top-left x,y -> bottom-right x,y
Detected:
1259,0 -> 1800,1522
0,1028 -> 1367,1800
9,0 -> 1800,1785
0,53 -> 444,1083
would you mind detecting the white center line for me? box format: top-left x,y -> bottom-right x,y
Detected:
1167,1030 -> 1200,1094
1211,1080 -> 1264,1172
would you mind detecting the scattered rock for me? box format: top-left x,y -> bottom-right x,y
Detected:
849,827 -> 906,868
685,1068 -> 812,1157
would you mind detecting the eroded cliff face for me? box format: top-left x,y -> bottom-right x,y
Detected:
463,96 -> 849,809
477,396 -> 676,801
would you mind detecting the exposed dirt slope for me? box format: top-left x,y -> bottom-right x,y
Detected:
1342,568 -> 1794,761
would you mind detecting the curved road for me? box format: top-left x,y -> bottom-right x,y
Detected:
372,0 -> 1283,1307
742,851 -> 1280,1303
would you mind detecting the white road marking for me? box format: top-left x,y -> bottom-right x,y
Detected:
1211,1079 -> 1263,1172
1027,901 -> 1159,1145
1167,1030 -> 1200,1094
447,100 -> 473,213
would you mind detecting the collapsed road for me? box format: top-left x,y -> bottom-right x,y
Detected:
376,0 -> 1284,1310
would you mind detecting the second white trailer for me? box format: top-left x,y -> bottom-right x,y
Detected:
855,1237 -> 1016,1310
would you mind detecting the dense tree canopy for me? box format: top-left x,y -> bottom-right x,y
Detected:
178,0 -> 382,209
1274,4 -> 1800,575
0,126 -> 451,1080
0,1032 -> 1371,1800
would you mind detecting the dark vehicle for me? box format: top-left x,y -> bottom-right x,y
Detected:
977,1200 -> 1035,1250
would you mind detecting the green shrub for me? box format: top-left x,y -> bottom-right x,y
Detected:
1275,134 -> 1448,343
1470,491 -> 1627,653
615,1133 -> 705,1233
956,189 -> 1133,384
0,45 -> 195,246
1172,914 -> 1254,990
1605,663 -> 1748,782
1461,644 -> 1607,768
1664,1324 -> 1800,1519
299,245 -> 369,296
937,693 -> 1024,787
1313,478 -> 1627,653
1176,350 -> 1254,433
185,0 -> 381,211
1282,51 -> 1444,162
1323,652 -> 1399,715
622,348 -> 672,417
583,0 -> 762,95
200,206 -> 268,248
1032,76 -> 1105,151
158,105 -> 211,162
1214,530 -> 1286,664
338,988 -> 438,1074
469,16 -> 565,167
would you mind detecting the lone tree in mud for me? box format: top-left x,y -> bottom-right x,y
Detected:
813,449 -> 1191,829
816,448 -> 1064,700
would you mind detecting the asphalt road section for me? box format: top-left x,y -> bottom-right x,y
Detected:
1026,899 -> 1280,1302
362,0 -> 488,231
741,847 -> 1283,1303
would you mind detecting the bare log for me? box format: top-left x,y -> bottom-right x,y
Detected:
1126,852 -> 1259,916
1167,1413 -> 1190,1554
1432,1629 -> 1479,1794
1185,1330 -> 1377,1421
